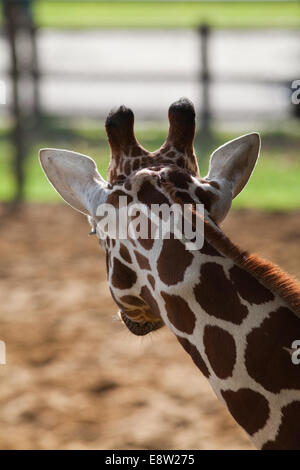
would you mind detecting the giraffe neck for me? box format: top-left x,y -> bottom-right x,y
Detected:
165,242 -> 300,450
100,177 -> 300,449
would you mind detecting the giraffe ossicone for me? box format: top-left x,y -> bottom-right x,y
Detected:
39,98 -> 300,450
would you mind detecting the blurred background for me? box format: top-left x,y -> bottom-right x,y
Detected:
0,0 -> 299,450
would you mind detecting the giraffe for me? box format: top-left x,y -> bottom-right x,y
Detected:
39,98 -> 300,450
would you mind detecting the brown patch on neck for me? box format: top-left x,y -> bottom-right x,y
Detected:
161,291 -> 196,334
221,388 -> 270,436
194,262 -> 248,324
147,274 -> 155,290
262,402 -> 300,449
203,325 -> 236,379
119,243 -> 132,264
134,250 -> 151,271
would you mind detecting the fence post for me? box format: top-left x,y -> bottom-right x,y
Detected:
3,0 -> 39,201
31,22 -> 41,120
4,0 -> 26,200
198,24 -> 211,141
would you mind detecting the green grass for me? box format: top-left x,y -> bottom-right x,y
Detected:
232,152 -> 300,210
0,123 -> 299,209
1,1 -> 299,29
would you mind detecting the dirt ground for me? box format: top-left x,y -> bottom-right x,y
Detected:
0,203 -> 299,450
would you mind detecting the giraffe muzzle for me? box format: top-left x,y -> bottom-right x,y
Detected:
120,311 -> 164,336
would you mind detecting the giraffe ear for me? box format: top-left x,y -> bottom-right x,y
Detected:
39,148 -> 108,216
205,133 -> 260,223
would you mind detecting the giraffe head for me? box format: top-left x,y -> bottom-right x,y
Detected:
105,97 -> 260,226
39,98 -> 260,336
